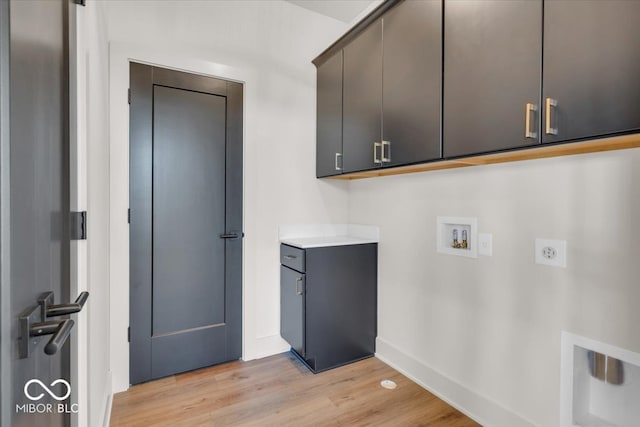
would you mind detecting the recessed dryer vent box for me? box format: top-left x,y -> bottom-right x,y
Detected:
561,331 -> 640,427
436,216 -> 478,258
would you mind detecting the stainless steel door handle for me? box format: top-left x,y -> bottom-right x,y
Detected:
335,152 -> 342,171
19,306 -> 75,358
381,140 -> 391,163
525,103 -> 538,139
32,319 -> 75,355
545,98 -> 558,135
373,142 -> 382,164
39,291 -> 89,318
219,231 -> 244,239
19,290 -> 88,358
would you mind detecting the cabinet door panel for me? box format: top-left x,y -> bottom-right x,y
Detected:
383,0 -> 442,166
443,0 -> 542,158
305,244 -> 377,372
343,20 -> 383,173
543,1 -> 640,143
316,51 -> 343,177
280,266 -> 305,357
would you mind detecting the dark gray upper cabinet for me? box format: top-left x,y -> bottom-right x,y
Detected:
315,0 -> 640,178
382,0 -> 442,166
316,51 -> 343,178
343,19 -> 383,173
342,0 -> 442,173
443,0 -> 542,158
542,1 -> 640,143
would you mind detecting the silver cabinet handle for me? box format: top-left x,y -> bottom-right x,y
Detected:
283,255 -> 296,260
373,142 -> 382,164
381,140 -> 391,163
545,98 -> 558,135
295,277 -> 303,296
335,152 -> 342,171
525,103 -> 538,139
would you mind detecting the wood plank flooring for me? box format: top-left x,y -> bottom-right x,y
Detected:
110,352 -> 481,426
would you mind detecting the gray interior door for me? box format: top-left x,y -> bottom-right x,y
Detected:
1,0 -> 71,426
129,63 -> 243,384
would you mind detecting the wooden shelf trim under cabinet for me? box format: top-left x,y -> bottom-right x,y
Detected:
328,133 -> 640,180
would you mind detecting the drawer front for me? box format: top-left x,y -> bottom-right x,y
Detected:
280,244 -> 305,272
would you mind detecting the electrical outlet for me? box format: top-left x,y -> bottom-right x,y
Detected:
535,238 -> 567,267
541,246 -> 556,259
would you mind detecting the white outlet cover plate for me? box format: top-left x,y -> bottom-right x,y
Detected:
478,233 -> 493,256
535,238 -> 567,268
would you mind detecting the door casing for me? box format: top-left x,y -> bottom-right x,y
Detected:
108,46 -> 251,393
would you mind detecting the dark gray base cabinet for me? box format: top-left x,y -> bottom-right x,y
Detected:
280,243 -> 377,373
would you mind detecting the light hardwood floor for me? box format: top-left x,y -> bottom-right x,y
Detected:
110,352 -> 481,426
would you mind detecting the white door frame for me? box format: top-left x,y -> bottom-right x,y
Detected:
69,4 -> 89,427
108,44 -> 253,393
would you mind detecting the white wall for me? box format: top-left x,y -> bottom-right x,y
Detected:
104,0 -> 350,393
99,3 -> 640,426
349,149 -> 640,426
82,1 -> 112,426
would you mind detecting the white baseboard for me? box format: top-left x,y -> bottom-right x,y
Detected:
247,334 -> 289,361
376,337 -> 536,427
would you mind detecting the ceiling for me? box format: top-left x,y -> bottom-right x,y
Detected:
287,0 -> 375,23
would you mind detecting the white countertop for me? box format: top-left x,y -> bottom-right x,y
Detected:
280,235 -> 378,249
278,224 -> 379,249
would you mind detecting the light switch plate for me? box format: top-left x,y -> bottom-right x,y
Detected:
478,233 -> 493,256
535,238 -> 567,268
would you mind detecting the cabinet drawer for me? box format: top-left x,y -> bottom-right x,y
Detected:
280,244 -> 305,272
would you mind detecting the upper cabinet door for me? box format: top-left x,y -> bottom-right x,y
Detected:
382,0 -> 442,166
316,51 -> 343,178
542,1 -> 640,143
343,19 -> 383,173
443,0 -> 542,158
